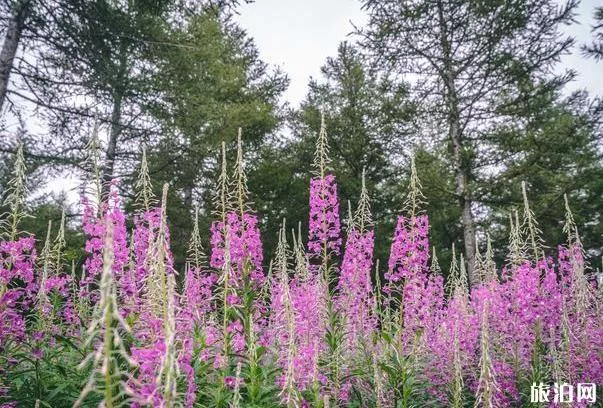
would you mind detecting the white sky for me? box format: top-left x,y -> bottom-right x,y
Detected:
234,0 -> 603,107
234,0 -> 368,106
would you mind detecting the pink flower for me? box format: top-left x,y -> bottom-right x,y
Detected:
336,228 -> 376,349
224,376 -> 243,389
308,174 -> 341,258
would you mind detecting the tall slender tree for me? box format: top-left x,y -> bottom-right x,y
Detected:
1,1 -> 246,193
138,12 -> 287,266
360,0 -> 578,280
20,0 -> 176,196
0,0 -> 30,113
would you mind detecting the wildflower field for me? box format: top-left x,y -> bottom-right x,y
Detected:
0,120 -> 601,408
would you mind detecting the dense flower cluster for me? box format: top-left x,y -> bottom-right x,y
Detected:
0,236 -> 36,343
337,228 -> 376,349
385,214 -> 430,289
0,136 -> 601,408
289,273 -> 328,390
308,174 -> 341,258
210,211 -> 264,287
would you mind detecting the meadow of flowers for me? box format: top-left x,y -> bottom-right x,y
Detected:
0,118 -> 601,407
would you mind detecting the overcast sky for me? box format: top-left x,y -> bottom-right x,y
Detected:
235,0 -> 603,107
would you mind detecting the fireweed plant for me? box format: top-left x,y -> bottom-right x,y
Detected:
0,119 -> 602,407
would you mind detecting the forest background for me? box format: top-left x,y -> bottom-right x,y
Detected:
1,0 -> 602,282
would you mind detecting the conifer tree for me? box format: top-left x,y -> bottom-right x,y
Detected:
360,0 -> 578,280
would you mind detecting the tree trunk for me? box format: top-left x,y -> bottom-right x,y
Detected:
436,0 -> 476,283
449,91 -> 476,284
0,0 -> 29,113
102,92 -> 122,197
101,44 -> 128,198
183,184 -> 193,208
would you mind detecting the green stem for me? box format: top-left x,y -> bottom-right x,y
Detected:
103,295 -> 114,408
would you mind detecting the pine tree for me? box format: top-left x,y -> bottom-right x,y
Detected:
360,0 -> 578,281
251,42 -> 414,262
582,6 -> 603,60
